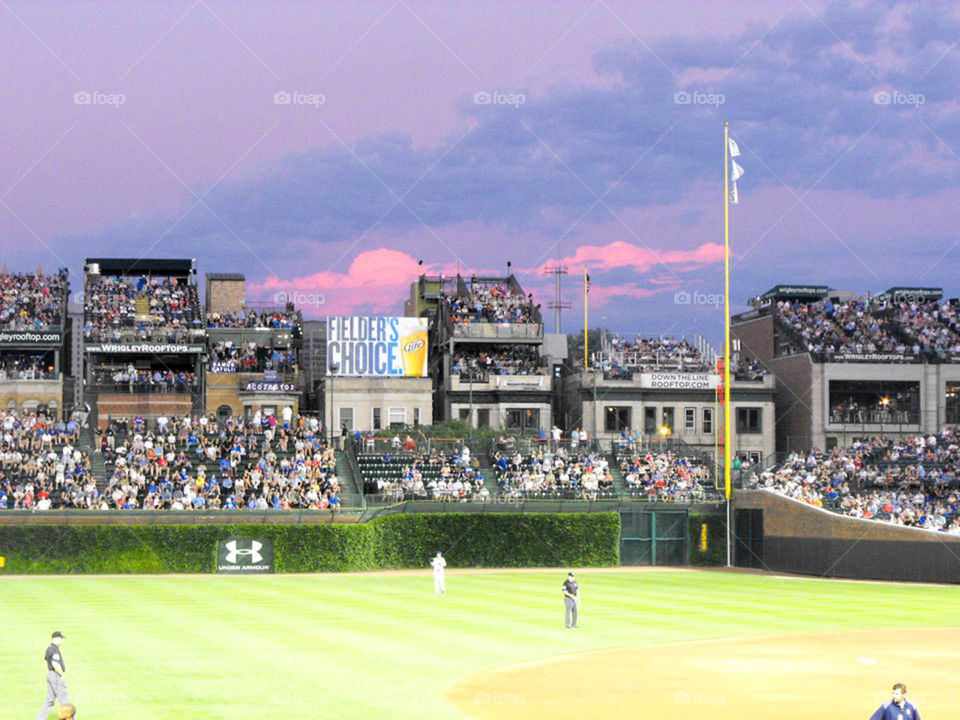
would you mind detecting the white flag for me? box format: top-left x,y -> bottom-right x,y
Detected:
728,137 -> 741,157
730,182 -> 739,205
731,159 -> 744,182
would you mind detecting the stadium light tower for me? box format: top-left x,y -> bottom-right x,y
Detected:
543,265 -> 571,333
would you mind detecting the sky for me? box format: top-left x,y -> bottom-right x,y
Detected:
2,0 -> 959,348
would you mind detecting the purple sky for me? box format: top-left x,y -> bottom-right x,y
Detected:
2,0 -> 958,347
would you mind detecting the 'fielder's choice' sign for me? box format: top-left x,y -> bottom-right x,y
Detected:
216,537 -> 274,574
326,316 -> 428,377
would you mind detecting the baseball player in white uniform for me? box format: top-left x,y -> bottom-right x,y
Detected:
430,550 -> 447,594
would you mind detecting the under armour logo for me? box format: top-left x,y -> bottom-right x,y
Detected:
225,540 -> 263,564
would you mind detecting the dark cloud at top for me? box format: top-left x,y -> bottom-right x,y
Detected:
65,0 -> 960,312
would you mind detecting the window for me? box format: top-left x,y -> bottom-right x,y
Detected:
372,407 -> 382,430
459,408 -> 471,423
388,407 -> 406,427
414,407 -> 421,426
217,404 -> 232,421
736,407 -> 762,433
661,407 -> 674,431
748,451 -> 762,465
684,407 -> 696,434
702,408 -> 713,435
605,406 -> 630,432
339,407 -> 354,430
644,407 -> 657,434
477,408 -> 490,428
506,408 -> 540,431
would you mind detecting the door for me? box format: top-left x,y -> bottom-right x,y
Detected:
734,509 -> 764,568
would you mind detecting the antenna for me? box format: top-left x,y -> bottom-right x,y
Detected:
543,265 -> 571,333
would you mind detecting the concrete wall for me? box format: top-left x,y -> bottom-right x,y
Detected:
0,379 -> 64,413
206,278 -> 245,314
325,377 -> 433,433
735,489 -> 960,583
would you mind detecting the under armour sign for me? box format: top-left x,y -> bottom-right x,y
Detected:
216,537 -> 274,573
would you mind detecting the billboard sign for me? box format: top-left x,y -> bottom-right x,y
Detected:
327,316 -> 428,377
216,537 -> 274,573
640,373 -> 720,390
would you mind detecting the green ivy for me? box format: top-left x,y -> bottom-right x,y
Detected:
0,512 -> 620,574
688,512 -> 726,566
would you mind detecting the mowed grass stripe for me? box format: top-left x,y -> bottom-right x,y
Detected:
4,570 -> 960,719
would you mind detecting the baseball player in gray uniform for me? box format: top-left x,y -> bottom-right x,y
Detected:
36,631 -> 70,720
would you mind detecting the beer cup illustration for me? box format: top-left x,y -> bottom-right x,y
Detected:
401,329 -> 428,376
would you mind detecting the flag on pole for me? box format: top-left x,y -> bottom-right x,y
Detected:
729,139 -> 744,204
584,273 -> 591,293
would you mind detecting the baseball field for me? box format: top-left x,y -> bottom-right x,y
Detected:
5,567 -> 956,719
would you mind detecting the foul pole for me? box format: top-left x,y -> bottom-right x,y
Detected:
723,121 -> 733,568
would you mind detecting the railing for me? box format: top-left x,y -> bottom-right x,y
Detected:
828,410 -> 919,425
91,381 -> 199,395
0,370 -> 61,381
450,323 -> 542,340
84,327 -> 205,344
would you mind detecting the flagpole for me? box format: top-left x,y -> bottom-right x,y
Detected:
723,121 -> 733,568
584,269 -> 589,372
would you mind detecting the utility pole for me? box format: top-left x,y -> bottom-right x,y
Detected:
543,265 -> 571,333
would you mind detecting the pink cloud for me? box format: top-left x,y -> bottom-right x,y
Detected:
531,240 -> 725,275
248,248 -> 458,317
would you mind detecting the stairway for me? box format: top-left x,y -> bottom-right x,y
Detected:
607,457 -> 628,496
334,450 -> 362,508
476,457 -> 498,497
89,447 -> 109,492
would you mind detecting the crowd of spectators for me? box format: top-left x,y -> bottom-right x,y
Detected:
618,449 -> 715,502
776,298 -> 906,357
99,413 -> 341,510
208,341 -> 297,374
96,367 -> 197,393
0,411 -> 92,510
445,281 -> 537,324
753,430 -> 960,533
772,296 -> 960,360
365,444 -> 487,502
451,345 -> 545,377
206,309 -> 298,329
733,354 -> 767,380
598,336 -> 711,375
84,275 -> 202,342
492,446 -> 614,499
0,270 -> 67,331
0,354 -> 56,380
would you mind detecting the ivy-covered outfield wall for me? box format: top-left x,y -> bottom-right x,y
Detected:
0,513 -> 621,574
688,512 -> 726,566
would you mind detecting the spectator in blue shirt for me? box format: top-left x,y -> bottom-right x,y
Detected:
869,683 -> 920,720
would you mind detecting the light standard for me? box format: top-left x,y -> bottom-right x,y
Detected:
879,395 -> 890,438
329,360 -> 340,444
658,424 -> 672,450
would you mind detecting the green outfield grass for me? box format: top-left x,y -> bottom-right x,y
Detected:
3,568 -> 958,719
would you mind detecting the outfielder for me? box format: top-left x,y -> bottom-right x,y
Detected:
36,631 -> 69,720
430,550 -> 447,594
562,572 -> 580,628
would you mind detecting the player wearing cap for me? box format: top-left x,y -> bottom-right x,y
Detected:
561,572 -> 579,628
430,550 -> 447,594
869,683 -> 921,720
35,631 -> 70,720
